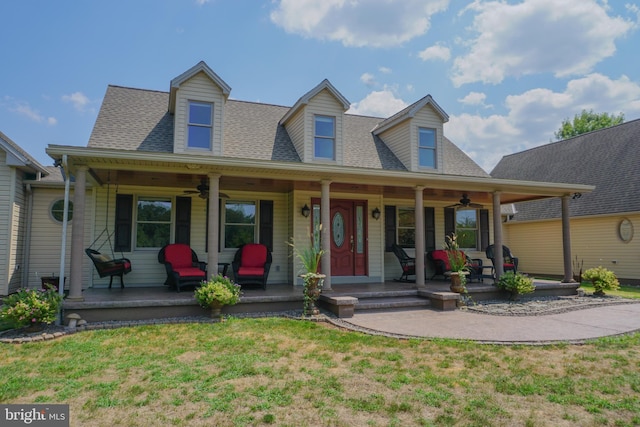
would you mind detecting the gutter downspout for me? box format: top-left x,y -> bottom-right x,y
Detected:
22,184 -> 33,288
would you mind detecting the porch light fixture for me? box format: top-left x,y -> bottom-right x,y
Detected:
372,207 -> 381,220
301,204 -> 311,218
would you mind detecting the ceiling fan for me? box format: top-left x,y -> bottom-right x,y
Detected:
446,193 -> 483,209
183,178 -> 229,199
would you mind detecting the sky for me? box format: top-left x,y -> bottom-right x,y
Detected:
1,0 -> 639,173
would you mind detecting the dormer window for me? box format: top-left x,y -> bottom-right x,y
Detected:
188,101 -> 213,149
419,127 -> 436,168
314,115 -> 335,160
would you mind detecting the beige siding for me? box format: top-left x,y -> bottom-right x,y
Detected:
413,106 -> 445,172
286,108 -> 306,162
27,188 -> 93,290
7,169 -> 26,292
306,89 -> 344,165
89,186 -> 291,287
505,214 -> 640,281
384,200 -> 493,281
378,122 -> 411,168
292,190 -> 383,285
0,151 -> 10,294
377,105 -> 445,173
173,72 -> 225,156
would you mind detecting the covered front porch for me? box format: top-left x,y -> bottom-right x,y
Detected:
62,278 -> 580,322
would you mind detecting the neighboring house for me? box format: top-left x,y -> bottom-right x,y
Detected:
0,131 -> 49,295
492,118 -> 640,282
35,61 -> 591,299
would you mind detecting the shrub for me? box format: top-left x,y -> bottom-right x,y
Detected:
582,266 -> 619,295
496,272 -> 535,300
0,286 -> 63,328
194,274 -> 241,308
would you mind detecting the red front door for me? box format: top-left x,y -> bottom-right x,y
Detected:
312,199 -> 368,276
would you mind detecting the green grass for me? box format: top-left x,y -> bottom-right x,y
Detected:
1,318 -> 640,426
578,282 -> 640,299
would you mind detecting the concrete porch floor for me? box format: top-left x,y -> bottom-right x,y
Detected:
62,278 -> 579,323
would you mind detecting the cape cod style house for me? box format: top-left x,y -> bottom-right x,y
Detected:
8,61 -> 593,317
492,119 -> 640,282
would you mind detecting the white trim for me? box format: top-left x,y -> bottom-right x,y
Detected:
280,79 -> 350,125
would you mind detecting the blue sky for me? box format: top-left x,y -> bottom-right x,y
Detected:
1,0 -> 639,172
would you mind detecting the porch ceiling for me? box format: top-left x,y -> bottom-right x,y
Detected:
48,145 -> 594,205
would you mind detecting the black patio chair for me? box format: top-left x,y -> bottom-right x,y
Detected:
485,244 -> 519,274
391,244 -> 416,282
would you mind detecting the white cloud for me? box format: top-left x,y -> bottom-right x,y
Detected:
62,92 -> 91,112
446,73 -> 640,172
348,89 -> 408,117
418,44 -> 450,61
5,99 -> 57,126
360,72 -> 376,87
379,66 -> 392,74
270,0 -> 449,47
451,0 -> 636,86
458,91 -> 492,108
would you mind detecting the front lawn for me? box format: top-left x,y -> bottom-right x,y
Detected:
579,282 -> 640,299
1,319 -> 640,426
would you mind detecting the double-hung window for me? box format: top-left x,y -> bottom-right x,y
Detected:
224,201 -> 256,249
456,209 -> 478,249
418,127 -> 436,168
136,198 -> 172,249
397,207 -> 415,248
314,115 -> 335,160
188,101 -> 213,149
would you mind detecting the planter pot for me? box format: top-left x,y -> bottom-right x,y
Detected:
210,301 -> 224,319
446,271 -> 468,293
302,274 -> 325,316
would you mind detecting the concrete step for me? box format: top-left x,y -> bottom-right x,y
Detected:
356,296 -> 431,311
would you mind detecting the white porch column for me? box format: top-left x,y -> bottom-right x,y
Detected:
207,173 -> 221,279
561,195 -> 574,283
321,179 -> 332,290
492,191 -> 504,279
68,165 -> 88,301
414,186 -> 425,287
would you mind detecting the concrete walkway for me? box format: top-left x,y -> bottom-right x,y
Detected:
340,303 -> 640,344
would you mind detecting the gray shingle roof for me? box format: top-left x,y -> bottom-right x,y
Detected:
88,86 -> 174,152
491,118 -> 640,220
88,85 -> 488,176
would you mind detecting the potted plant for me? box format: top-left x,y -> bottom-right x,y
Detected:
495,271 -> 535,300
582,266 -> 619,296
444,233 -> 469,293
194,274 -> 242,319
0,285 -> 63,332
289,224 -> 326,316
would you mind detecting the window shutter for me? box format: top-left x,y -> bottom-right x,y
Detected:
384,205 -> 396,252
424,207 -> 435,251
114,194 -> 133,252
480,209 -> 490,251
259,200 -> 274,251
444,207 -> 455,239
175,197 -> 191,245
